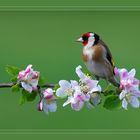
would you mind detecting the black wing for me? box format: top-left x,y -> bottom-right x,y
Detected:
99,39 -> 115,68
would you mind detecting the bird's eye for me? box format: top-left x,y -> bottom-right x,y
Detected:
82,36 -> 89,41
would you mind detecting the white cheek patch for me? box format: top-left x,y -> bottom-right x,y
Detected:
85,36 -> 95,49
89,36 -> 95,43
90,33 -> 94,36
83,47 -> 94,60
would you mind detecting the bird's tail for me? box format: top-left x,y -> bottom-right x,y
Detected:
108,77 -> 120,87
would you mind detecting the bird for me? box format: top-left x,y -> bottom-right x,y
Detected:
76,32 -> 119,87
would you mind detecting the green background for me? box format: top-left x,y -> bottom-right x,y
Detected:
0,0 -> 140,7
0,1 -> 140,138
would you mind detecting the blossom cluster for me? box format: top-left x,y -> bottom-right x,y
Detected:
16,64 -> 140,115
56,65 -> 101,111
114,68 -> 140,110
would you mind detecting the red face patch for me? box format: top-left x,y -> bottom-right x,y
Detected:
83,40 -> 88,46
82,32 -> 90,46
82,32 -> 90,38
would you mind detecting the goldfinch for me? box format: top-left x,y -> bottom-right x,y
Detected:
77,32 -> 119,87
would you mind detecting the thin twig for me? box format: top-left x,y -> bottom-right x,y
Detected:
0,83 -> 14,87
0,83 -> 55,88
42,84 -> 55,88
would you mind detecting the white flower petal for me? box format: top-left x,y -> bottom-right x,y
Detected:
89,86 -> 101,93
47,101 -> 57,112
71,101 -> 84,111
98,85 -> 102,92
134,91 -> 140,97
129,96 -> 140,108
45,88 -> 53,94
59,80 -> 71,89
114,67 -> 119,76
119,90 -> 127,100
63,96 -> 74,107
43,88 -> 53,97
56,88 -> 67,98
38,100 -> 43,111
87,80 -> 98,89
84,94 -> 90,102
18,70 -> 25,80
42,101 -> 49,114
122,98 -> 128,110
25,64 -> 32,72
70,80 -> 79,88
128,69 -> 136,78
31,79 -> 38,87
119,68 -> 128,78
75,65 -> 87,80
21,82 -> 32,93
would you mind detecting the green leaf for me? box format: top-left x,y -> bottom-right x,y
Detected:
53,84 -> 60,91
5,65 -> 21,76
11,84 -> 20,93
11,76 -> 18,83
38,75 -> 46,86
103,90 -> 115,96
20,91 -> 27,105
103,84 -> 115,96
104,84 -> 113,92
20,89 -> 38,105
103,95 -> 122,110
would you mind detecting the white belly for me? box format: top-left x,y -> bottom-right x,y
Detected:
85,60 -> 106,78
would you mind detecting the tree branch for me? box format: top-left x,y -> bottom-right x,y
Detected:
0,83 -> 14,87
0,83 -> 55,88
41,84 -> 55,88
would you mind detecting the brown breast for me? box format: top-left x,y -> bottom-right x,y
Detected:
82,53 -> 88,62
82,43 -> 104,63
92,44 -> 104,62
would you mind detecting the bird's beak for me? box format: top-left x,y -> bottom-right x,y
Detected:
76,37 -> 83,42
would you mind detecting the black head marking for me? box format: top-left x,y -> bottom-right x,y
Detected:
82,32 -> 90,42
82,36 -> 89,42
94,33 -> 100,45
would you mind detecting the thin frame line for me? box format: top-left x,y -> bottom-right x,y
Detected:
0,6 -> 140,7
0,5 -> 139,133
0,129 -> 140,134
0,6 -> 139,11
0,129 -> 140,130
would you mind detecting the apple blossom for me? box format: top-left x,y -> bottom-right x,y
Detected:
76,65 -> 101,94
18,65 -> 40,93
114,67 -> 140,110
56,65 -> 102,111
38,88 -> 57,114
56,80 -> 79,98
